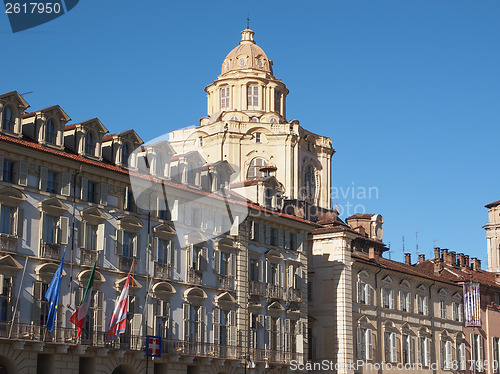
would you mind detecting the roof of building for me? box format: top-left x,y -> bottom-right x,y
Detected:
485,200 -> 500,208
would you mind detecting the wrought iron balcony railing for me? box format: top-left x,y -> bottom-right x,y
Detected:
188,268 -> 203,285
249,281 -> 266,297
118,256 -> 134,272
154,262 -> 172,280
267,284 -> 284,299
286,288 -> 302,302
0,234 -> 18,253
80,248 -> 99,266
217,275 -> 234,291
40,241 -> 61,260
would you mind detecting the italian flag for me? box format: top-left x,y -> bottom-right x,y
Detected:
70,261 -> 96,338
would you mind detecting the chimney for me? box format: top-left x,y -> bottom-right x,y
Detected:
471,258 -> 481,271
434,247 -> 441,260
434,260 -> 443,273
441,249 -> 449,262
405,253 -> 412,265
458,253 -> 466,268
369,247 -> 376,260
418,254 -> 426,264
464,255 -> 470,269
449,251 -> 457,266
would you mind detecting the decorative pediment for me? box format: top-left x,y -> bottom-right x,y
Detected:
117,215 -> 143,233
417,284 -> 426,293
286,308 -> 301,320
383,320 -> 396,331
381,275 -> 393,284
183,287 -> 207,304
358,270 -> 369,280
0,255 -> 22,275
401,322 -> 412,332
38,197 -> 69,216
267,301 -> 285,315
214,292 -> 237,308
152,282 -> 176,297
249,302 -> 264,311
211,160 -> 235,176
80,207 -> 107,225
75,118 -> 108,134
114,276 -> 142,291
357,315 -> 370,325
265,249 -> 284,262
35,262 -> 67,282
440,329 -> 451,339
216,238 -> 237,252
452,292 -> 462,301
0,187 -> 26,207
77,269 -> 106,287
185,231 -> 208,245
153,223 -> 176,239
400,279 -> 411,288
418,326 -> 431,336
438,288 -> 447,297
183,151 -> 206,167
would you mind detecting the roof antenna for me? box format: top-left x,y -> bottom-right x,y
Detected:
402,235 -> 405,254
247,15 -> 250,29
416,232 -> 419,255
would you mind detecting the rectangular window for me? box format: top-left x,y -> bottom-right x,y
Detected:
249,259 -> 259,282
440,299 -> 446,319
400,291 -> 410,312
2,160 -> 13,183
122,232 -> 137,258
247,85 -> 259,108
220,86 -> 230,109
274,89 -> 281,114
0,206 -> 14,235
418,336 -> 430,367
416,294 -> 428,315
255,132 -> 261,143
357,281 -> 370,305
85,223 -> 97,251
357,327 -> 373,360
46,171 -> 57,194
384,331 -> 397,363
402,334 -> 412,364
382,288 -> 394,309
458,341 -> 466,371
0,277 -> 12,322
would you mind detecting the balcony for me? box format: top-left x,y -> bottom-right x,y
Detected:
80,248 -> 99,266
119,256 -> 134,272
154,262 -> 172,280
267,284 -> 284,299
188,269 -> 203,285
0,234 -> 18,253
249,281 -> 266,297
217,275 -> 234,291
286,288 -> 302,302
40,241 -> 61,260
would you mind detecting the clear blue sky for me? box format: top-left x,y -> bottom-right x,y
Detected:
2,0 -> 499,265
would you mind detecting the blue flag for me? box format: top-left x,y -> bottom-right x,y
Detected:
45,251 -> 65,333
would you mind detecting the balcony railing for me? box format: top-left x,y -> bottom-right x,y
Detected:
80,248 -> 99,266
267,284 -> 284,299
119,256 -> 134,272
0,322 -> 304,364
188,268 -> 203,285
286,288 -> 302,302
40,241 -> 61,260
154,262 -> 172,280
0,234 -> 18,253
217,275 -> 234,291
249,281 -> 266,297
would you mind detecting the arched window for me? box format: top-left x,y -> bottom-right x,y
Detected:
2,106 -> 13,132
246,157 -> 268,180
45,119 -> 56,144
304,165 -> 315,201
121,143 -> 130,166
84,132 -> 94,156
220,86 -> 230,109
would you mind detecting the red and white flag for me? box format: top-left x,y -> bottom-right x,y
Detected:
70,261 -> 96,338
107,265 -> 133,340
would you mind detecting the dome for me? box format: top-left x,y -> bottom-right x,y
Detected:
221,29 -> 273,76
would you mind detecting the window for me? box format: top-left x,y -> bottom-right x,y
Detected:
472,334 -> 484,372
42,215 -> 57,244
400,291 -> 410,312
33,281 -> 49,328
2,159 -> 13,183
247,85 -> 259,108
416,294 -> 428,315
452,302 -> 463,322
418,336 -> 431,367
246,157 -> 268,180
402,333 -> 412,365
84,223 -> 97,251
0,205 -> 15,236
274,90 -> 281,114
45,119 -> 56,144
382,288 -> 395,309
249,258 -> 260,282
121,143 -> 130,167
440,339 -> 453,370
265,188 -> 273,209
122,231 -> 137,258
155,299 -> 170,339
220,86 -> 230,109
84,132 -> 95,156
46,171 -> 57,194
357,327 -> 373,360
2,106 -> 14,132
269,263 -> 280,285
458,341 -> 466,371
198,137 -> 203,147
0,277 -> 12,322
87,181 -> 97,203
304,164 -> 315,201
357,281 -> 370,305
190,245 -> 207,272
384,331 -> 397,363
183,304 -> 205,343
255,132 -> 261,143
440,299 -> 447,319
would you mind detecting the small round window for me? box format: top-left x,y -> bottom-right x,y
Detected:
239,58 -> 246,67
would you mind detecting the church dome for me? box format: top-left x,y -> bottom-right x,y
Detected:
221,29 -> 273,76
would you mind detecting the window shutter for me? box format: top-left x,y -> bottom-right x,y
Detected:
133,235 -> 140,259
384,332 -> 390,362
0,156 -> 3,181
423,296 -> 429,315
229,310 -> 236,346
94,291 -> 104,333
410,336 -> 415,364
15,207 -> 23,238
259,224 -> 265,243
389,289 -> 394,309
18,162 -> 28,186
284,319 -> 291,352
265,316 -> 272,349
440,340 -> 445,369
213,308 -> 220,345
96,223 -> 105,251
425,337 -> 431,366
201,209 -> 208,230
258,259 -> 264,282
116,229 -> 123,255
153,237 -> 159,262
278,228 -> 284,247
265,226 -> 271,245
230,215 -> 239,236
214,249 -> 220,274
390,333 -> 397,363
198,306 -> 206,343
183,304 -> 189,341
170,200 -> 179,221
365,284 -> 371,305
169,240 -> 175,266
39,166 -> 48,191
357,282 -> 363,303
276,318 -> 282,351
357,327 -> 363,359
257,314 -> 264,329
399,291 -> 403,310
100,183 -> 108,205
123,186 -> 129,210
59,216 -> 69,245
297,233 -> 304,252
230,253 -> 236,277
60,172 -> 71,196
32,281 -> 42,325
81,176 -> 88,200
367,329 -> 373,360
80,221 -> 87,249
215,212 -> 222,233
284,230 -> 290,249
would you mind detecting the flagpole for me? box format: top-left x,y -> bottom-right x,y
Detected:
9,256 -> 28,339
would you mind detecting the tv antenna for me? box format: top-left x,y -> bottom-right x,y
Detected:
20,91 -> 33,97
402,235 -> 405,253
416,232 -> 419,255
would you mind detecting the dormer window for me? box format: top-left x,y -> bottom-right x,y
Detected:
45,119 -> 56,144
247,85 -> 259,109
2,106 -> 13,132
121,143 -> 130,167
220,86 -> 230,110
84,132 -> 94,156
